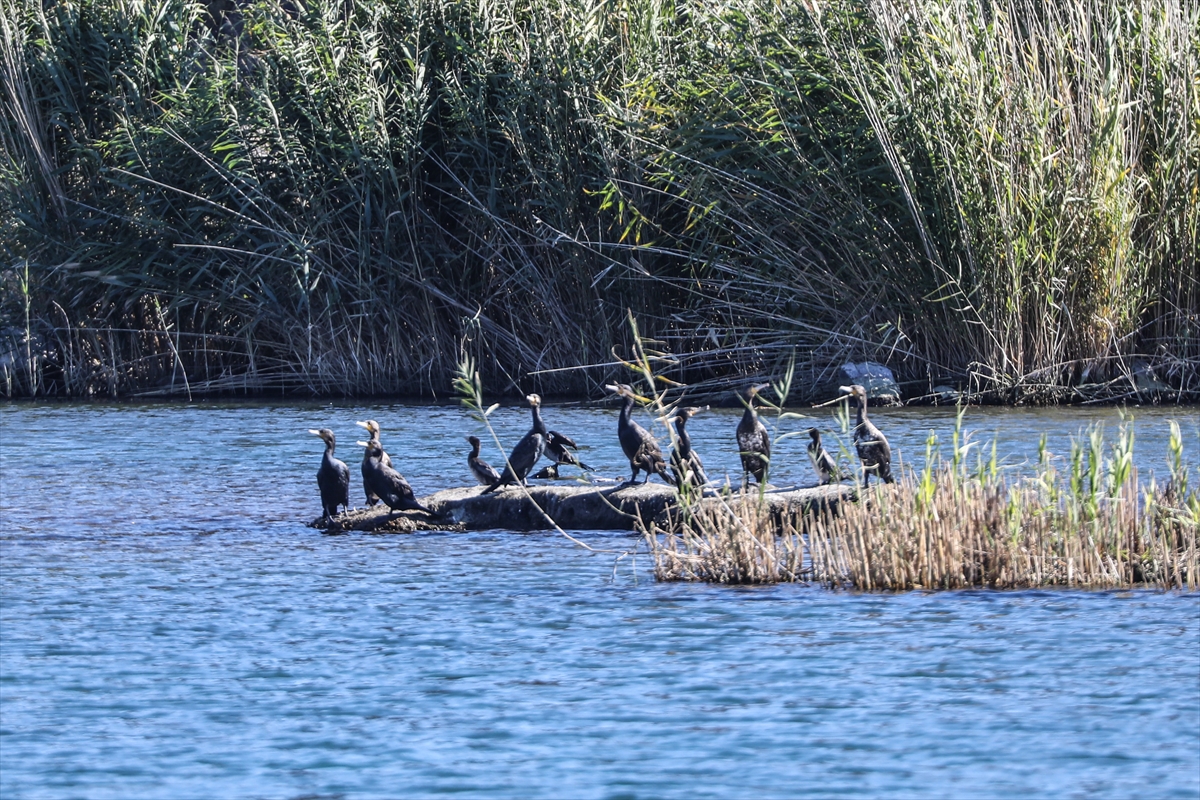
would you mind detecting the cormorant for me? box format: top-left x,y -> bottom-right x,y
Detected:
466,435 -> 502,486
355,419 -> 392,506
807,428 -> 843,485
841,384 -> 894,485
309,428 -> 350,520
358,438 -> 437,514
737,383 -> 771,486
667,406 -> 709,489
605,383 -> 672,485
482,394 -> 548,493
531,430 -> 595,479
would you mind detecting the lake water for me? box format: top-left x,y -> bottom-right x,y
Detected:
2,400 -> 1198,798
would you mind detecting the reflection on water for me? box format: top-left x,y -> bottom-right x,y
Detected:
1,401 -> 1197,798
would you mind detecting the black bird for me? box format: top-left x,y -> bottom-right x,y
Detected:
309,428 -> 350,520
466,435 -> 502,486
358,438 -> 437,514
737,383 -> 771,487
482,394 -> 548,494
841,384 -> 894,485
667,406 -> 709,489
355,419 -> 392,506
532,430 -> 595,479
605,383 -> 672,485
807,428 -> 843,485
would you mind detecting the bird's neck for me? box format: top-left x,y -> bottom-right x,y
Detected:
855,398 -> 867,427
530,404 -> 546,435
619,396 -> 633,425
469,441 -> 480,458
676,423 -> 691,450
742,403 -> 757,426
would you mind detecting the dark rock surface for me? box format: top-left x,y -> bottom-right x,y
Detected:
311,481 -> 853,533
309,507 -> 465,534
827,362 -> 902,405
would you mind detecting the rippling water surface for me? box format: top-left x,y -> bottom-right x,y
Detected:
2,400 -> 1198,799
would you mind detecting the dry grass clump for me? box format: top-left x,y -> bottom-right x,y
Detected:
646,492 -> 813,585
647,420 -> 1198,590
807,468 -> 1196,591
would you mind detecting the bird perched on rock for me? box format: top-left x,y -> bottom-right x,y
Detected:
737,383 -> 771,487
466,435 -> 501,486
606,383 -> 672,485
309,428 -> 350,520
355,420 -> 391,506
358,438 -> 437,514
667,406 -> 709,489
807,428 -> 843,485
532,430 -> 594,479
841,384 -> 894,485
483,394 -> 547,493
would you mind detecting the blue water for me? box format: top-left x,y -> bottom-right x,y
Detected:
2,401 -> 1198,798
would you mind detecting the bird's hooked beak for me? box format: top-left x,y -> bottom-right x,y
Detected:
605,383 -> 649,402
356,440 -> 371,448
308,429 -> 323,437
355,420 -> 371,431
745,383 -> 771,402
839,385 -> 855,394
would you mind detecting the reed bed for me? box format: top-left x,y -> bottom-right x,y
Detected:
645,420 -> 1199,590
646,492 -> 812,585
2,0 -> 1196,399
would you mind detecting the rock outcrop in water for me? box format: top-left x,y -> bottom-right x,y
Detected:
827,362 -> 902,406
310,482 -> 853,533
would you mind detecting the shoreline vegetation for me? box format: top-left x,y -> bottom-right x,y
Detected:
2,0 -> 1197,403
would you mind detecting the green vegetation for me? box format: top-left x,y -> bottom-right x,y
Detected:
646,414 -> 1199,589
2,0 -> 1196,399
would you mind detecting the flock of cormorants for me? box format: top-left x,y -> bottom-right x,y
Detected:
308,382 -> 895,521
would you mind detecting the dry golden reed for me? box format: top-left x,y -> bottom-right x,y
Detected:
646,492 -> 811,585
646,421 -> 1198,591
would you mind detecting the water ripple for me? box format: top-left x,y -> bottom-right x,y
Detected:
1,401 -> 1198,798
